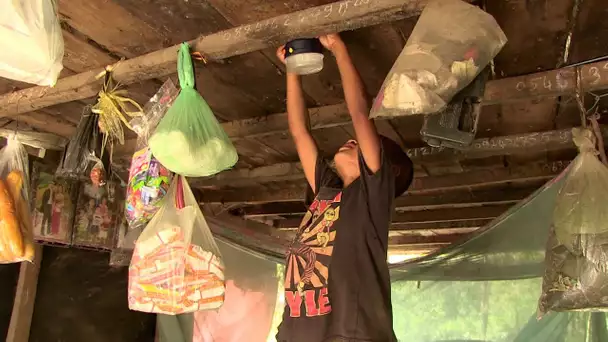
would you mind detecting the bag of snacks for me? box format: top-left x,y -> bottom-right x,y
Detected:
128,176 -> 225,314
0,138 -> 35,263
370,0 -> 506,117
124,80 -> 178,248
538,128 -> 608,316
149,43 -> 238,177
0,0 -> 64,86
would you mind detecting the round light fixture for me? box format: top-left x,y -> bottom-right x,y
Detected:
284,38 -> 324,75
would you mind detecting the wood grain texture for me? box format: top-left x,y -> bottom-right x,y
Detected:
6,245 -> 43,342
487,0 -> 573,77
0,0 -> 430,117
200,160 -> 565,203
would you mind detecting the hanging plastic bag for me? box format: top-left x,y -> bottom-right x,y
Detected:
56,109 -> 110,181
129,176 -> 225,315
124,80 -> 178,249
0,0 -> 64,86
370,0 -> 506,118
0,138 -> 35,263
149,43 -> 238,177
538,127 -> 608,316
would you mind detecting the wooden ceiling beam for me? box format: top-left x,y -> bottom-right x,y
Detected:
237,186 -> 535,218
1,0 -> 608,120
389,219 -> 492,232
0,0 -> 428,117
199,160 -> 566,203
192,128 -> 583,188
274,204 -> 511,229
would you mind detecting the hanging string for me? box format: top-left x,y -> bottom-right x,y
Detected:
574,67 -> 587,128
573,67 -> 608,165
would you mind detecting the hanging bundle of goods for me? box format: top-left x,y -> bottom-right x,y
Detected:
92,67 -> 144,158
370,0 -> 507,118
538,127 -> 608,316
0,138 -> 35,263
0,0 -> 64,86
55,108 -> 110,183
123,79 -> 178,249
129,176 -> 225,315
149,43 -> 238,177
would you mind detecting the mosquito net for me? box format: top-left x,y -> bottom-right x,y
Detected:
158,167 -> 608,341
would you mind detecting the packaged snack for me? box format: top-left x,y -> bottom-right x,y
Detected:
129,176 -> 225,314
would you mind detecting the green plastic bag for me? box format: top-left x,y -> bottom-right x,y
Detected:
149,43 -> 238,177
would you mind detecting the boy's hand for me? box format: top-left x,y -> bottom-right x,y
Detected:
318,34 -> 345,54
276,45 -> 287,64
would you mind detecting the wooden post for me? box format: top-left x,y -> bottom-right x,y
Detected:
6,244 -> 44,342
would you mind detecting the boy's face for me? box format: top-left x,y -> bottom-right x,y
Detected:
333,140 -> 360,177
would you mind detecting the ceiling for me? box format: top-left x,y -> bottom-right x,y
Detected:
1,0 -> 608,256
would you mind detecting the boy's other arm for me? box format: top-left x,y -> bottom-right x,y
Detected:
322,34 -> 381,173
278,46 -> 319,193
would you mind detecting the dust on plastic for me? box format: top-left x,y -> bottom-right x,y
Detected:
149,43 -> 238,177
129,176 -> 225,315
538,127 -> 608,316
0,0 -> 64,86
0,138 -> 35,263
370,0 -> 506,118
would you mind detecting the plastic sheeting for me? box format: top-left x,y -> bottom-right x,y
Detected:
158,164 -> 608,341
389,167 -> 608,341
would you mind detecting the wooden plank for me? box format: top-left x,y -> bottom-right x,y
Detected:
277,218 -> 492,232
239,187 -> 533,217
389,232 -> 472,247
6,245 -> 43,342
0,0 -> 431,117
58,0 -> 166,58
390,219 -> 492,232
274,204 -> 511,229
204,0 -> 343,105
0,129 -> 67,151
194,128 -> 580,187
486,0 -> 573,77
200,160 -> 566,203
15,112 -> 75,138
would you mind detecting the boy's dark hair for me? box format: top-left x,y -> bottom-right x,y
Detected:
304,136 -> 414,204
380,135 -> 414,198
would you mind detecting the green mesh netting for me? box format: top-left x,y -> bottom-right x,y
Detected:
149,43 -> 238,177
158,167 -> 608,341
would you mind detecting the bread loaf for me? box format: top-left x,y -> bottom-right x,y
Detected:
0,178 -> 23,260
6,171 -> 34,261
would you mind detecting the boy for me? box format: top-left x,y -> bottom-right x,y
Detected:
275,34 -> 413,342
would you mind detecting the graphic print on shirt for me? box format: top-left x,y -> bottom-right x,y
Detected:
284,192 -> 342,318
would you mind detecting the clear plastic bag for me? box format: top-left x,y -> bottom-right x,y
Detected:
56,109 -> 110,181
538,128 -> 608,315
149,43 -> 238,177
370,0 -> 506,118
124,80 -> 177,247
128,176 -> 225,315
0,0 -> 64,86
0,138 -> 35,263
